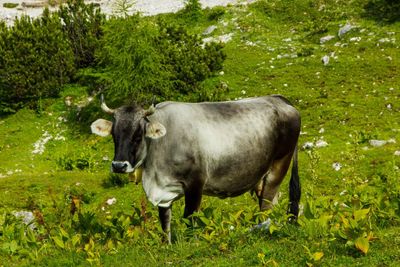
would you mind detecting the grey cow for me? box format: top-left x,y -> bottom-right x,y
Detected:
91,95 -> 301,243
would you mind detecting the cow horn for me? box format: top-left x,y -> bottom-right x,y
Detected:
100,95 -> 115,114
144,104 -> 156,117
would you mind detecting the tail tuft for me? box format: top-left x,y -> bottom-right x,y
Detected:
288,146 -> 301,220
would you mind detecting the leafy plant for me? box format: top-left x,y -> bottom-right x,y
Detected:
102,173 -> 130,188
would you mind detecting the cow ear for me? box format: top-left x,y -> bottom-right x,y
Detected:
145,122 -> 166,139
91,119 -> 113,137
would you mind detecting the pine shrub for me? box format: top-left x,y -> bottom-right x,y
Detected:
95,16 -> 226,103
58,0 -> 105,68
0,9 -> 75,113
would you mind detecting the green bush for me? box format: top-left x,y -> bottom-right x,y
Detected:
58,0 -> 105,68
364,0 -> 400,23
0,9 -> 75,114
180,0 -> 203,22
206,6 -> 226,21
95,15 -> 226,103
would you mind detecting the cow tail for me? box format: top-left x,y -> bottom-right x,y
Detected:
288,145 -> 301,220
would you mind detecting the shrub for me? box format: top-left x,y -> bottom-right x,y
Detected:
180,0 -> 203,22
364,0 -> 400,23
58,0 -> 105,68
0,9 -> 75,114
206,6 -> 226,21
95,16 -> 226,103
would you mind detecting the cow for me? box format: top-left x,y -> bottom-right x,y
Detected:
91,95 -> 301,243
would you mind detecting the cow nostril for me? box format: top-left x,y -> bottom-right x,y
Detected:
112,161 -> 128,173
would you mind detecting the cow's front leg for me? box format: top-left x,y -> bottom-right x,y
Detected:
158,206 -> 172,244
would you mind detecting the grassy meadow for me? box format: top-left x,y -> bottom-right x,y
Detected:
0,0 -> 399,266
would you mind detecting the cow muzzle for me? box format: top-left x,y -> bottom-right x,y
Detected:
111,161 -> 134,173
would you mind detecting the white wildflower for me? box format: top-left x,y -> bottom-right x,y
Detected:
349,37 -> 361,42
106,198 -> 117,205
245,40 -> 257,46
58,116 -> 67,122
32,131 -> 53,154
332,162 -> 342,171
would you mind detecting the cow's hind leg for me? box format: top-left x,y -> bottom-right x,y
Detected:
183,179 -> 203,218
259,152 -> 294,212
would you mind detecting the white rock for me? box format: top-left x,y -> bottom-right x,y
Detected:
369,140 -> 387,147
320,35 -> 335,44
203,25 -> 217,35
315,140 -> 328,148
302,142 -> 314,149
13,211 -> 36,229
332,162 -> 342,171
322,55 -> 330,65
338,24 -> 354,38
251,218 -> 272,231
202,33 -> 233,44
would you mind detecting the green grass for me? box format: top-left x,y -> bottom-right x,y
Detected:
1,0 -> 400,266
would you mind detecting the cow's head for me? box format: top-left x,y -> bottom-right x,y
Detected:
91,96 -> 166,173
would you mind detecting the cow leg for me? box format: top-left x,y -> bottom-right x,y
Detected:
183,180 -> 203,218
259,152 -> 294,211
158,206 -> 172,244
